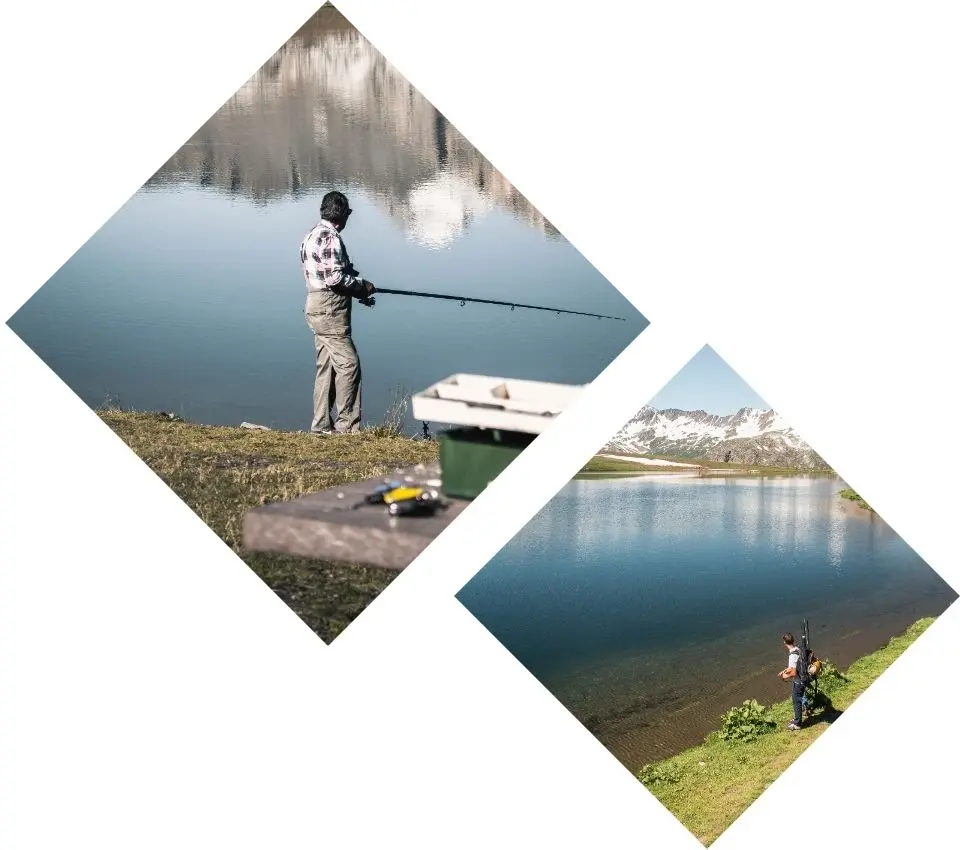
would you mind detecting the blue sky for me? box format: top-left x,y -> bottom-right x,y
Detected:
647,345 -> 771,415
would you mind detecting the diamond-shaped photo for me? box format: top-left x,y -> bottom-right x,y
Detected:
5,3 -> 647,642
456,345 -> 957,845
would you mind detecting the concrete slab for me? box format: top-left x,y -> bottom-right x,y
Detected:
241,461 -> 470,571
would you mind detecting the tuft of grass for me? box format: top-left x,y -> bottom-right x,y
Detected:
839,487 -> 874,512
364,386 -> 411,438
98,410 -> 438,642
636,618 -> 936,845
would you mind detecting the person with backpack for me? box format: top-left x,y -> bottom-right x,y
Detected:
778,632 -> 808,731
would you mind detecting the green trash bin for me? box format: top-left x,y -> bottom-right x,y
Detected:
438,427 -> 538,500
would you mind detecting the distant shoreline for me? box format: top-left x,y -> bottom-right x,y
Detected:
579,452 -> 837,478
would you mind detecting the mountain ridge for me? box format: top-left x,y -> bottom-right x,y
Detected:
605,405 -> 831,470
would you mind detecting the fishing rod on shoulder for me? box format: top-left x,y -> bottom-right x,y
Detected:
368,287 -> 627,322
800,618 -> 811,667
799,617 -> 821,704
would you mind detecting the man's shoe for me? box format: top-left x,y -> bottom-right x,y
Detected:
311,429 -> 335,436
786,722 -> 801,731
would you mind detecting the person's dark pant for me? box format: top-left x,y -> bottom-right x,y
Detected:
792,680 -> 806,725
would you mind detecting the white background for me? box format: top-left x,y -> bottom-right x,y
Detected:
2,1 -> 957,847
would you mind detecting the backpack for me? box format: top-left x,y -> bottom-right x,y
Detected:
794,643 -> 821,686
790,647 -> 807,685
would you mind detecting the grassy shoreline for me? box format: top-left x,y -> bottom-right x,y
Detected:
99,410 -> 439,642
839,487 -> 874,512
636,617 -> 935,845
580,454 -> 835,477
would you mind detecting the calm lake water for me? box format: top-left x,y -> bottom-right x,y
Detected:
7,7 -> 645,432
457,474 -> 957,770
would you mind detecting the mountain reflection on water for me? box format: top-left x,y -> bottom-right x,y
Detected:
147,5 -> 559,249
7,5 -> 645,431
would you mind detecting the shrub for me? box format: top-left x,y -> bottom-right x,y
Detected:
717,699 -> 776,743
639,761 -> 684,786
814,658 -> 849,696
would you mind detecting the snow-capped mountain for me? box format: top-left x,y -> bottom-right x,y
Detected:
605,406 -> 831,470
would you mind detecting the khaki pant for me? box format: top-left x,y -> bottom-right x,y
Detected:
305,290 -> 361,433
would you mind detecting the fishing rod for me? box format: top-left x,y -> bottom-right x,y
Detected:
371,287 -> 627,321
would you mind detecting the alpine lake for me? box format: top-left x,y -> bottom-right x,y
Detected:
457,471 -> 957,770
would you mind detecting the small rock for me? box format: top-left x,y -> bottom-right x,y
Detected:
240,422 -> 271,431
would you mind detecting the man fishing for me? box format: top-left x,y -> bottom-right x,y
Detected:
778,632 -> 807,731
300,191 -> 376,435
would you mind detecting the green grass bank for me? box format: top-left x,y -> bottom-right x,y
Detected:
839,487 -> 874,512
637,617 -> 936,845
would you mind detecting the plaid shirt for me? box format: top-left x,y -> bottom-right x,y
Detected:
300,219 -> 365,294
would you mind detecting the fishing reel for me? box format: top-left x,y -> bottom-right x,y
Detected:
353,481 -> 445,518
